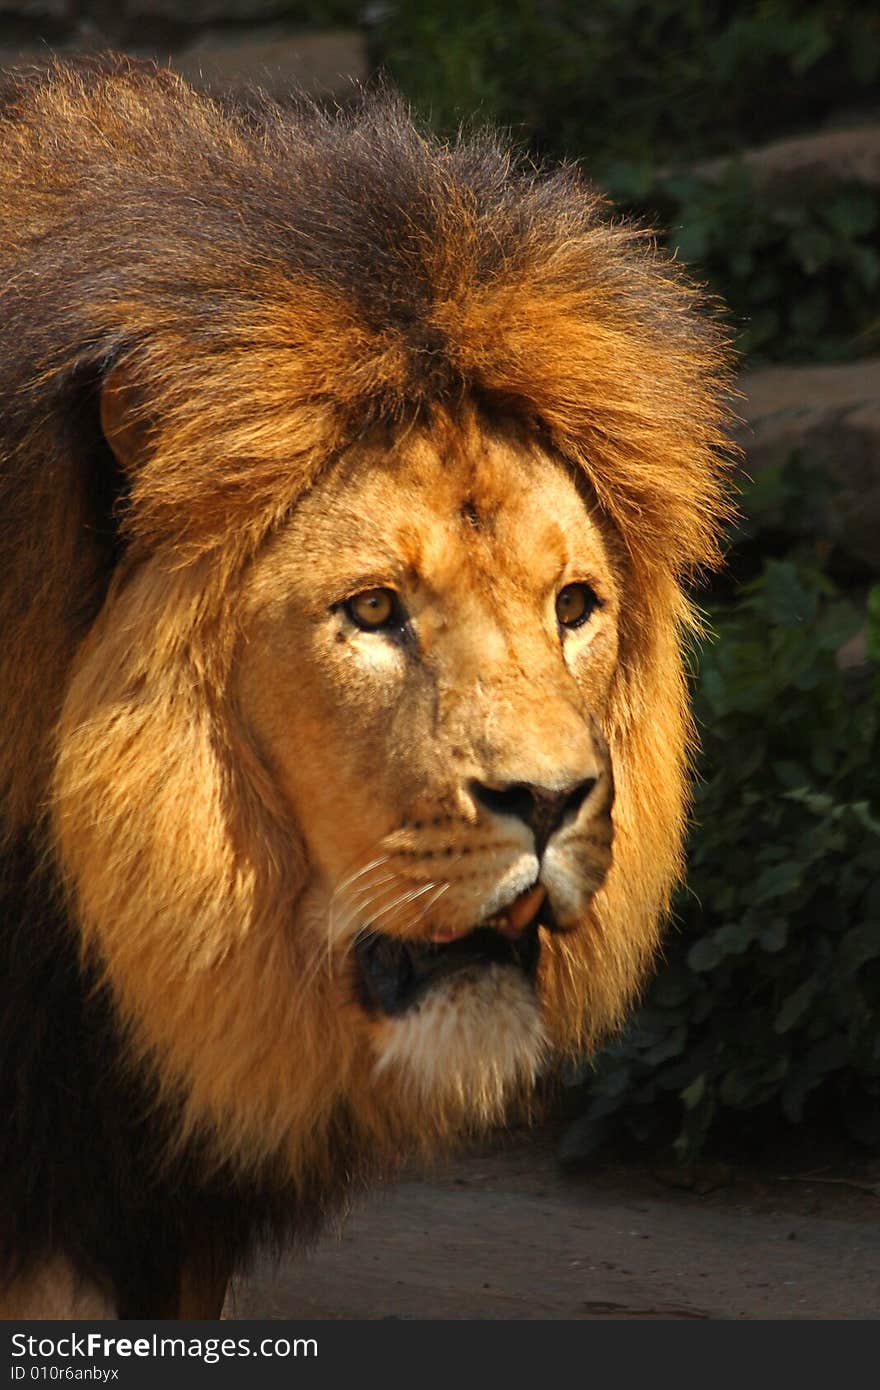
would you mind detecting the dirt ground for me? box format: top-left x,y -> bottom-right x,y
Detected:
228,1126 -> 880,1321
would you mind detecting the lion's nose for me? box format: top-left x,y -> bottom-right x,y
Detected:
469,776 -> 597,855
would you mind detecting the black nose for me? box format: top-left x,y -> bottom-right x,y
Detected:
470,777 -> 598,855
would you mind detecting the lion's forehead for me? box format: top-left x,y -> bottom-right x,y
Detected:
247,416 -> 616,614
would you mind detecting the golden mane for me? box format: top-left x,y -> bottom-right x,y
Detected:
0,55 -> 734,1317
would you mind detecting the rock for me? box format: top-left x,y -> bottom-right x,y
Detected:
696,125 -> 880,194
172,29 -> 368,98
0,1 -> 69,16
662,124 -> 880,204
125,0 -> 284,19
738,359 -> 880,572
836,630 -> 867,671
0,29 -> 369,99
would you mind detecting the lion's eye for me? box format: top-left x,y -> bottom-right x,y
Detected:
344,587 -> 401,631
556,582 -> 599,630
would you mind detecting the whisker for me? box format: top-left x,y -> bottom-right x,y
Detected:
390,881 -> 450,937
328,874 -> 398,939
329,875 -> 410,947
302,853 -> 430,993
340,880 -> 450,967
336,872 -> 401,910
331,854 -> 392,901
309,879 -> 402,991
336,881 -> 438,962
369,879 -> 445,933
327,861 -> 403,949
317,830 -> 457,985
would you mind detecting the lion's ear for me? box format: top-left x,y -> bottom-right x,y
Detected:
100,362 -> 152,473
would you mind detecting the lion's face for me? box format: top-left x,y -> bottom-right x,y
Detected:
53,399 -> 656,1174
235,413 -> 618,1104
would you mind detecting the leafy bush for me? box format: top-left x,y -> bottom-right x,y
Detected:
563,511 -> 880,1164
631,169 -> 880,363
372,1 -> 880,169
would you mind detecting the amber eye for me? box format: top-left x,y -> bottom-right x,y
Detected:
344,587 -> 400,631
556,582 -> 599,629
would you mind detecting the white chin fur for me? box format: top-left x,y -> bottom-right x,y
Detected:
372,965 -> 548,1120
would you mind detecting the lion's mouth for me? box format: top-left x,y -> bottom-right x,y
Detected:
355,917 -> 542,1017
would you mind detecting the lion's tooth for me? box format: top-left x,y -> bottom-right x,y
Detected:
508,884 -> 546,932
428,924 -> 469,943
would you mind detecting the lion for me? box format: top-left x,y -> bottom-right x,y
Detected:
0,56 -> 733,1319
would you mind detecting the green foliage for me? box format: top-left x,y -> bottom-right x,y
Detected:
564,484 -> 880,1162
637,169 -> 880,362
372,2 -> 880,168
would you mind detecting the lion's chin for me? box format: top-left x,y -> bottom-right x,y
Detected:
371,964 -> 548,1120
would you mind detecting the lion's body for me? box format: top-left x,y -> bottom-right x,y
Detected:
0,57 -> 733,1318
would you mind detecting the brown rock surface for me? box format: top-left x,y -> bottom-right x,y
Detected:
0,1 -> 69,16
125,0 -> 286,19
697,125 -> 880,192
0,29 -> 369,98
738,358 -> 880,571
172,29 -> 368,97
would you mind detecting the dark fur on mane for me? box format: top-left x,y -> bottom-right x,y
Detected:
0,838 -> 329,1313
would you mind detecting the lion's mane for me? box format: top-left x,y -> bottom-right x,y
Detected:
0,56 -> 733,1312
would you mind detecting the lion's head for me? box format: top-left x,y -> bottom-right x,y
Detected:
0,59 -> 733,1190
